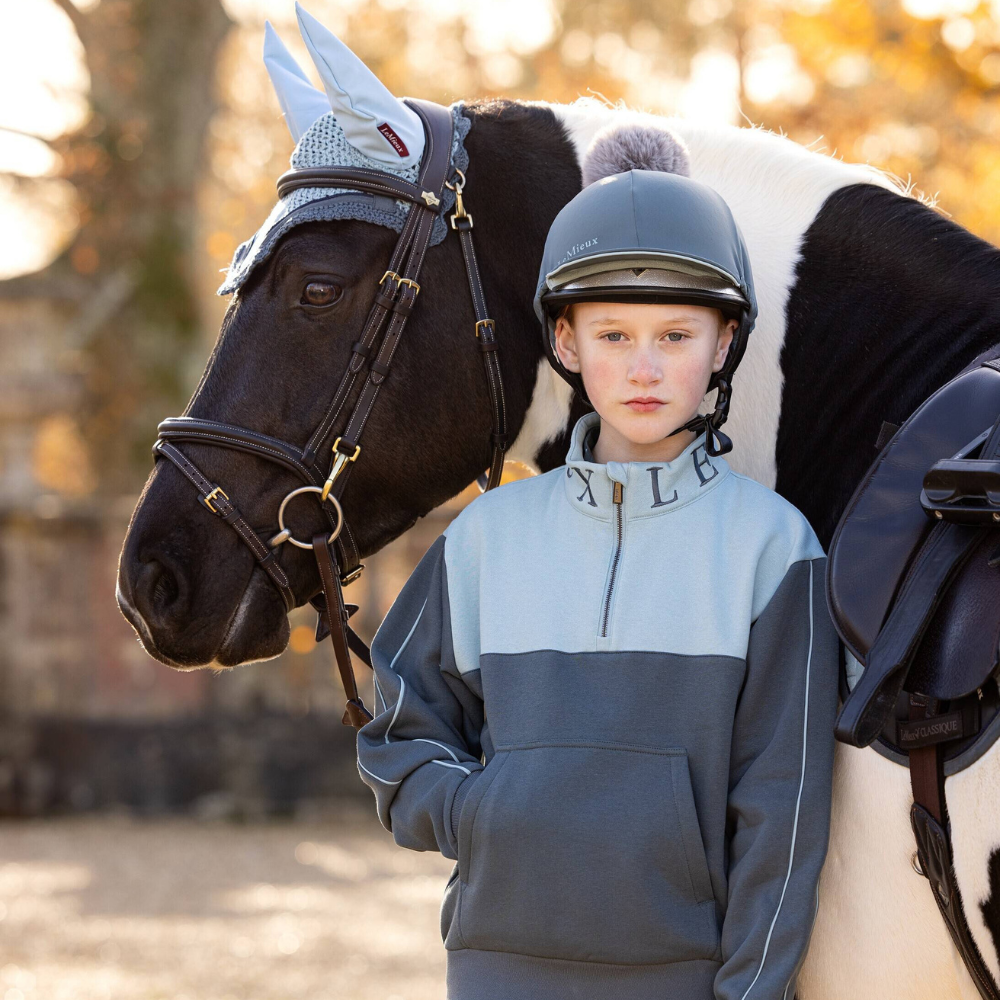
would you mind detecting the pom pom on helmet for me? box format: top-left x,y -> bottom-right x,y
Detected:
581,121 -> 692,188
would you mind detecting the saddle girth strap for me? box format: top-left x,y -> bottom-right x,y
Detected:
908,694 -> 1000,1000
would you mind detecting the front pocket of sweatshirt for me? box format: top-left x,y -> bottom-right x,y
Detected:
455,741 -> 718,964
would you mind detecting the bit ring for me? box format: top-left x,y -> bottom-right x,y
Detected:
274,486 -> 343,550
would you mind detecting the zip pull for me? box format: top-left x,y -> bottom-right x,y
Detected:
613,481 -> 623,504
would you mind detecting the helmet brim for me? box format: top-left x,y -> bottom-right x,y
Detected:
541,286 -> 747,320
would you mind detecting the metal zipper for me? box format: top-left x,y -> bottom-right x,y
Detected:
600,480 -> 624,637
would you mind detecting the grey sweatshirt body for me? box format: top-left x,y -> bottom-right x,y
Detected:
357,409 -> 840,1000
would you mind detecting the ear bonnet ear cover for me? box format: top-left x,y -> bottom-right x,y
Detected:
218,10 -> 472,296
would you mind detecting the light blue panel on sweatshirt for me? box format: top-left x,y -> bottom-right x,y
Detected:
442,413 -> 825,672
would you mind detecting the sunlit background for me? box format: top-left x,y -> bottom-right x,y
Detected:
2,0 -> 1000,995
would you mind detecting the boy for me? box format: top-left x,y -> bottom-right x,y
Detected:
356,122 -> 840,1000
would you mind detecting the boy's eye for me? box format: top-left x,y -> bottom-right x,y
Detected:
599,331 -> 688,342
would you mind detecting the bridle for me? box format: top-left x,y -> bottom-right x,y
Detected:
151,99 -> 507,727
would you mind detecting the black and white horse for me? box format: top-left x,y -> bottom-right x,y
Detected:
116,12 -> 1000,998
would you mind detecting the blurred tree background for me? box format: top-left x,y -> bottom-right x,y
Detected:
1,0 -> 998,813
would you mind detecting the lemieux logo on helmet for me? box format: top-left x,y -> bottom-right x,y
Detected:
555,238 -> 599,268
377,122 -> 410,158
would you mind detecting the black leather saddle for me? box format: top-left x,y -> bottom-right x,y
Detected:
827,357 -> 1000,755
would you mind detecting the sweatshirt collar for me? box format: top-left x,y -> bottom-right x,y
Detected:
562,410 -> 730,521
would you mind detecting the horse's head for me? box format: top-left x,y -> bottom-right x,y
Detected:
116,8 -> 582,668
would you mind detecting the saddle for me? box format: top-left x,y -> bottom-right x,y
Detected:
827,356 -> 1000,1000
828,357 -> 1000,750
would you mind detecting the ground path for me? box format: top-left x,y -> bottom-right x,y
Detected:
0,803 -> 453,1000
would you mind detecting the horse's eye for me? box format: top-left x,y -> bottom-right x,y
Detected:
302,281 -> 341,306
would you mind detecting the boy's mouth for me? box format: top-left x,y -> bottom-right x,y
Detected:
624,397 -> 666,412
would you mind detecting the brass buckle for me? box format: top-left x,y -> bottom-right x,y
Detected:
396,277 -> 421,296
321,436 -> 361,501
333,436 -> 361,461
340,563 -> 365,586
379,270 -> 400,287
202,486 -> 229,514
475,319 -> 495,338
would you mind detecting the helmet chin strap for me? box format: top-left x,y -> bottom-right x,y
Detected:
665,376 -> 733,457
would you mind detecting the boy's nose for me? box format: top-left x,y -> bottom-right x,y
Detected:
628,352 -> 662,384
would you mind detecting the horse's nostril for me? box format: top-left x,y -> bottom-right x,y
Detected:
149,560 -> 180,612
134,553 -> 188,624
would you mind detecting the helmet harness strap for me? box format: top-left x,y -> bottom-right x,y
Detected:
665,374 -> 733,456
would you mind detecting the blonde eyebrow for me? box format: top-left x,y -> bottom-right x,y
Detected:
587,315 -> 705,326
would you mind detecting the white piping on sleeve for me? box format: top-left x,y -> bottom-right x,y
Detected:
359,558 -> 470,790
414,738 -> 460,762
385,675 -> 406,744
381,595 -> 429,744
740,560 -> 814,1000
358,760 -> 403,786
430,759 -> 472,775
391,596 -> 429,671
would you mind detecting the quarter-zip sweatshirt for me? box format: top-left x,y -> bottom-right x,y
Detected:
356,409 -> 840,1000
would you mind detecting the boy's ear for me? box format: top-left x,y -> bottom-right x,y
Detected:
713,318 -> 738,372
553,314 -> 582,373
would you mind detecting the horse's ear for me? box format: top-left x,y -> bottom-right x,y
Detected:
294,2 -> 424,168
263,21 -> 331,142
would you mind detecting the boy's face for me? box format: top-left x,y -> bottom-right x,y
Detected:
553,300 -> 737,453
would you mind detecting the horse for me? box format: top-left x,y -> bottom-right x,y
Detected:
116,9 -> 1000,998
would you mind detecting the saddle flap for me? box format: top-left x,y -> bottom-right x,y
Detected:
907,532 -> 1000,699
827,361 -> 1000,665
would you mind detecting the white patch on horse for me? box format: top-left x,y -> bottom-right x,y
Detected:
507,358 -> 574,472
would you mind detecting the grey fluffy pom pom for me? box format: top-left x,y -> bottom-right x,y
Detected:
581,121 -> 691,187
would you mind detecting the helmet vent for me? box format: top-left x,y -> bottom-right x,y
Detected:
581,121 -> 691,188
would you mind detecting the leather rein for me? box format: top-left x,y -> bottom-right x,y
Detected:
151,99 -> 507,727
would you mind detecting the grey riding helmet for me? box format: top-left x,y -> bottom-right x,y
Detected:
532,167 -> 758,455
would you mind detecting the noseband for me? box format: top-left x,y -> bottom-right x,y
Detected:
151,99 -> 507,726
